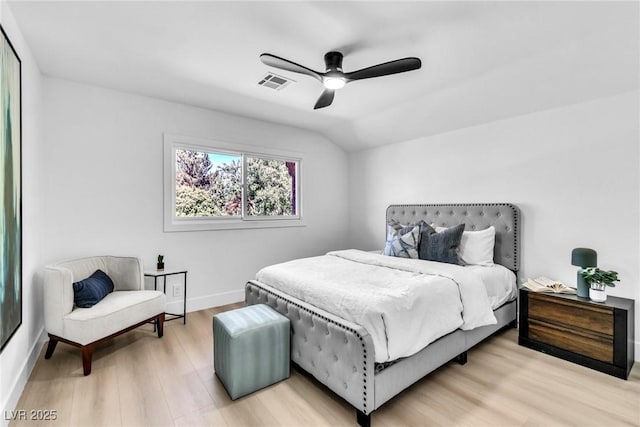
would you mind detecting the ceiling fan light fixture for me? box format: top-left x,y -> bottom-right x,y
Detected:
323,77 -> 346,90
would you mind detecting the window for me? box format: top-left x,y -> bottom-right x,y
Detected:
175,150 -> 242,218
245,156 -> 298,217
164,134 -> 302,231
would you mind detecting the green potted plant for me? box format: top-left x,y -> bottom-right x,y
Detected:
579,267 -> 619,302
157,254 -> 164,271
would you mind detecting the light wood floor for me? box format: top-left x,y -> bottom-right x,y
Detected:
11,303 -> 640,427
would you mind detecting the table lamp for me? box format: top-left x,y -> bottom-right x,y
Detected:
571,248 -> 597,298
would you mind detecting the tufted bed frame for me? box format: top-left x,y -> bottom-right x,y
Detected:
246,203 -> 520,426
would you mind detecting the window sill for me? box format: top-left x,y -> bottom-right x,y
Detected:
163,218 -> 306,232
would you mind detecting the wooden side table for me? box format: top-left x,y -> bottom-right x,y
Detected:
144,269 -> 187,324
518,287 -> 634,379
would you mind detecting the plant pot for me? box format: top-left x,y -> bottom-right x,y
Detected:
157,262 -> 164,270
589,284 -> 607,303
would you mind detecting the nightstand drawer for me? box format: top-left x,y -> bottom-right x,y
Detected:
529,319 -> 613,363
528,293 -> 613,336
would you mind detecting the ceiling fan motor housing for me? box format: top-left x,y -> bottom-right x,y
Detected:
324,51 -> 344,72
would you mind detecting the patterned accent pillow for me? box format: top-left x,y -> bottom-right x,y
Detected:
419,223 -> 465,265
383,224 -> 420,258
389,219 -> 434,240
388,219 -> 436,256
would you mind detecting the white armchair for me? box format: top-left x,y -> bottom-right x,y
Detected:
43,256 -> 165,375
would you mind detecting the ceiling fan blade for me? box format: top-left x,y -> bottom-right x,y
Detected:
345,57 -> 421,81
313,89 -> 335,109
260,53 -> 322,82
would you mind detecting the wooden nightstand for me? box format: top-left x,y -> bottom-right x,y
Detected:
518,287 -> 634,379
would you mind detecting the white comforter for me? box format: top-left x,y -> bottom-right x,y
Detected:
256,249 -> 497,363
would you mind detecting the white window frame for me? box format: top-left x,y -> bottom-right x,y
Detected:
164,133 -> 304,232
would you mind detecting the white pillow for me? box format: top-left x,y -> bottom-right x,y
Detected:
435,225 -> 496,266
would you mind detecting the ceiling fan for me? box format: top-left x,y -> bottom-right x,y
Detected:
260,51 -> 422,109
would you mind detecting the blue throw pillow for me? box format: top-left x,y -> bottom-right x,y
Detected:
419,223 -> 465,265
73,269 -> 115,308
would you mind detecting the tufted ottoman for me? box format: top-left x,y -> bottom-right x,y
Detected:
213,304 -> 290,400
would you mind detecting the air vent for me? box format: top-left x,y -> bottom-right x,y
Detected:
258,73 -> 295,90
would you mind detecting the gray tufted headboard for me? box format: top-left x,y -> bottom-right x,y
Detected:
386,203 -> 520,272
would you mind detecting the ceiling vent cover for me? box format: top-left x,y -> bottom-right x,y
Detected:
258,73 -> 294,90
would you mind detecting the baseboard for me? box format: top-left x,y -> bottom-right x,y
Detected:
165,289 -> 244,314
1,328 -> 47,427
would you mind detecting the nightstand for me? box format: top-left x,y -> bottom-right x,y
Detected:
518,287 -> 634,379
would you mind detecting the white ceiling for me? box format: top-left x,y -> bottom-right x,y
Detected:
8,1 -> 639,152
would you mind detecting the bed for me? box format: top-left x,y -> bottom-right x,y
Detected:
245,203 -> 520,426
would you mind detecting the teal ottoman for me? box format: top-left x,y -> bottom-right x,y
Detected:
213,304 -> 290,400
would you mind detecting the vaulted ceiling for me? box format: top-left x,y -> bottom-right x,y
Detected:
8,1 -> 639,151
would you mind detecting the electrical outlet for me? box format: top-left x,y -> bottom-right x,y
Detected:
172,284 -> 181,298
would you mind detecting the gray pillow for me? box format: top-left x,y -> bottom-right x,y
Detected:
419,223 -> 465,265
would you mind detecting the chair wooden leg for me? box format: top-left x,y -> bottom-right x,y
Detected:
82,346 -> 93,376
44,335 -> 58,359
157,313 -> 165,338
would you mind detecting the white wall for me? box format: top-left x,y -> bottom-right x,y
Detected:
348,91 -> 640,356
42,77 -> 349,312
0,3 -> 45,425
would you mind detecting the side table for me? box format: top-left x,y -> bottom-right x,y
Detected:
519,287 -> 634,379
144,269 -> 187,325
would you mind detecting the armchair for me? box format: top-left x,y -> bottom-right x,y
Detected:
43,256 -> 165,375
